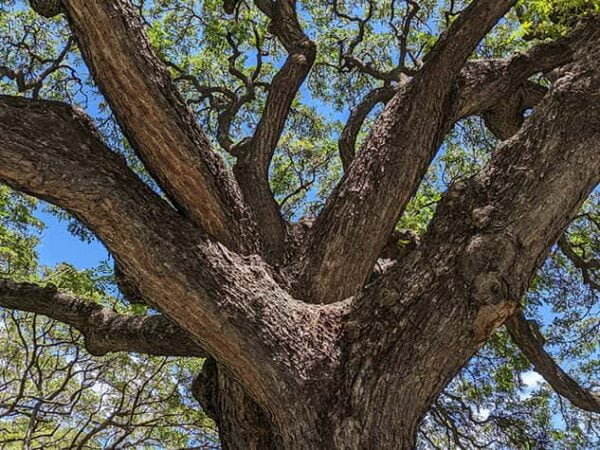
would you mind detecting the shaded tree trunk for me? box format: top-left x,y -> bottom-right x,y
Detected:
193,358 -> 279,450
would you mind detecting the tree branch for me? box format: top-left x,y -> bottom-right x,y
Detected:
298,0 -> 516,302
337,28 -> 600,437
0,279 -> 205,357
420,0 -> 517,80
0,36 -> 74,99
59,0 -> 257,253
233,0 -> 316,261
558,235 -> 600,290
0,95 -> 344,413
455,18 -> 600,122
506,310 -> 600,413
339,86 -> 396,172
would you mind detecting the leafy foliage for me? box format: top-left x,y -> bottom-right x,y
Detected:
517,0 -> 600,39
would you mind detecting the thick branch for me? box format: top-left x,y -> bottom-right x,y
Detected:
233,0 -> 316,261
506,310 -> 600,413
60,0 -> 257,252
0,95 -> 344,417
334,29 -> 600,444
456,19 -> 600,121
0,279 -> 205,357
299,1 -> 516,302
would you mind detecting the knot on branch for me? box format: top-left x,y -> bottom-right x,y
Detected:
460,234 -> 517,284
482,82 -> 547,140
472,272 -> 508,306
29,0 -> 64,18
471,205 -> 495,229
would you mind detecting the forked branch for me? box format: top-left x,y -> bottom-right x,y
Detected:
456,17 -> 600,121
233,0 -> 317,260
558,236 -> 600,290
299,0 -> 517,303
340,32 -> 600,437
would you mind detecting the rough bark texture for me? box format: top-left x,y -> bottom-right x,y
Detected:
63,0 -> 258,253
2,1 -> 600,448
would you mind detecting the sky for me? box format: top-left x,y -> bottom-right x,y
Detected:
35,207 -> 109,269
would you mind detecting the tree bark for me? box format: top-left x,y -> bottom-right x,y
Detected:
193,358 -> 278,450
62,0 -> 258,253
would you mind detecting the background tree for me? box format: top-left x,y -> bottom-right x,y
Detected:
0,0 -> 598,448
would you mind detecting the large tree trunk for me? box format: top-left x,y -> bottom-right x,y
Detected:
193,355 -> 424,448
194,357 -> 423,449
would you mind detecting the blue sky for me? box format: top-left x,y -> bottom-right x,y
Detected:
36,208 -> 109,269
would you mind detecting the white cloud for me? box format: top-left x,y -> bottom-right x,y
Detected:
472,407 -> 491,421
520,370 -> 545,388
518,370 -> 546,400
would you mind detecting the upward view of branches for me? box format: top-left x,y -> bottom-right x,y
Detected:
0,0 -> 598,448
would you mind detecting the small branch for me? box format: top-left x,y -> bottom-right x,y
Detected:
0,37 -> 74,98
558,236 -> 600,290
0,279 -> 205,357
331,0 -> 415,80
233,0 -> 317,261
339,86 -> 396,171
506,310 -> 600,413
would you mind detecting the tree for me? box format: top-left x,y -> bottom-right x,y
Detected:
0,0 -> 599,448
